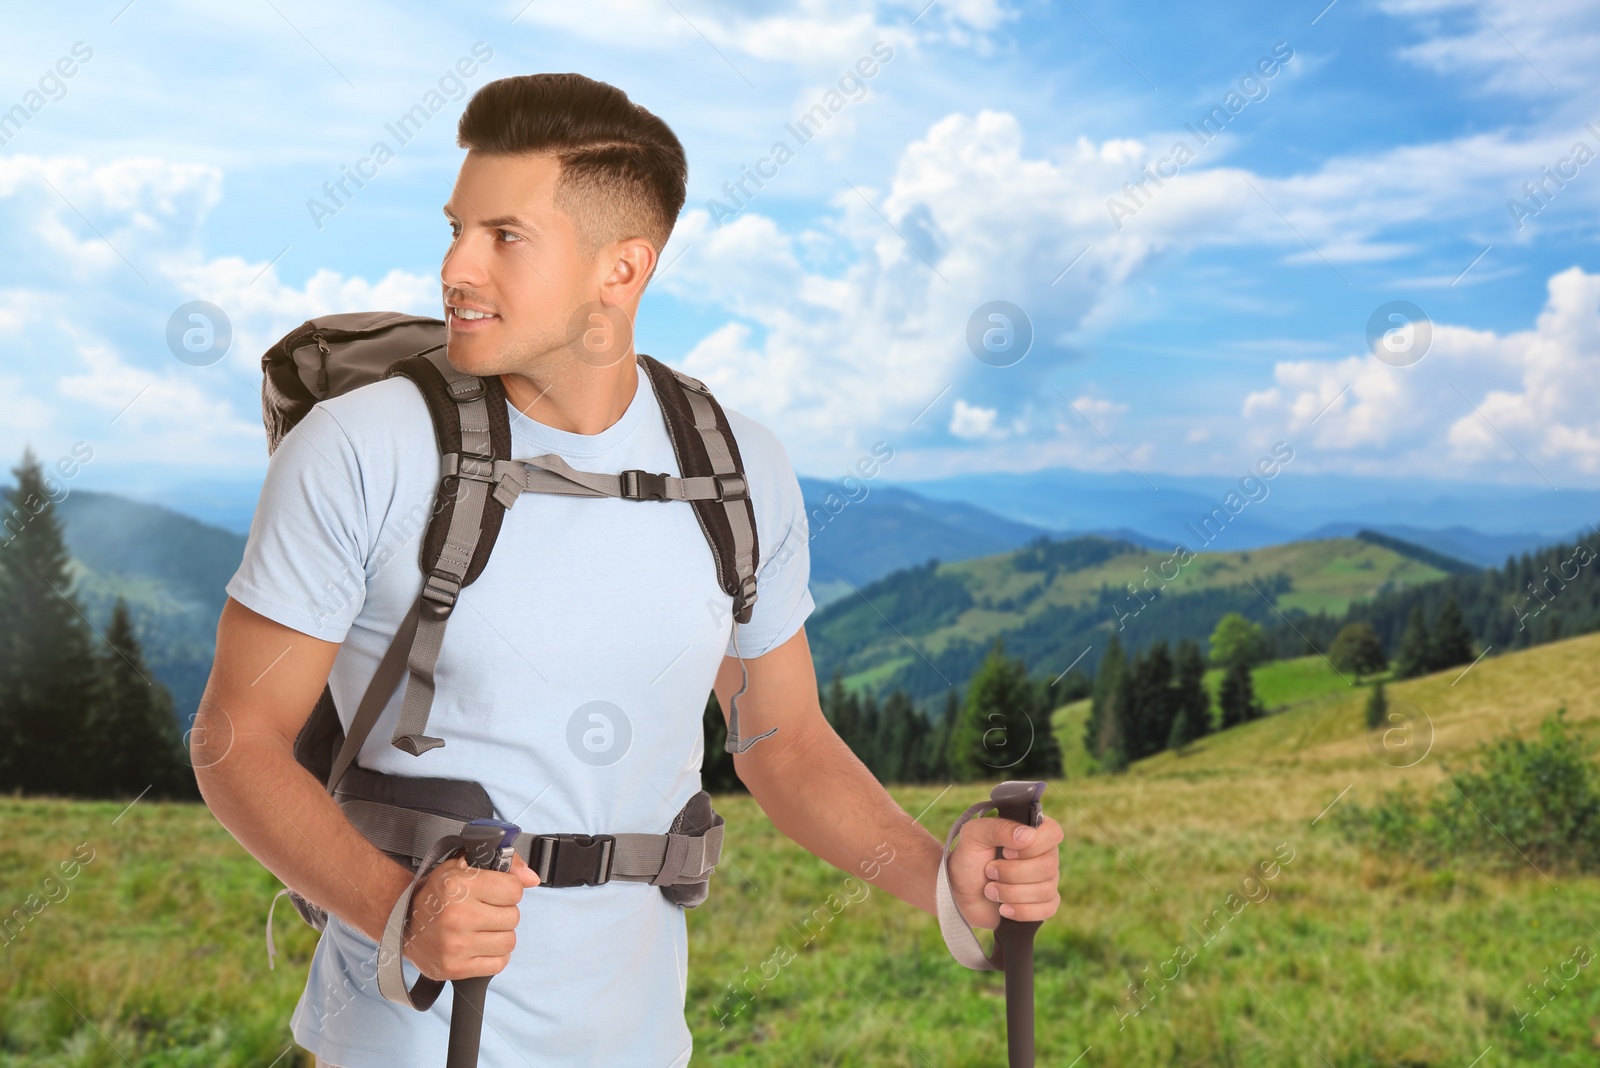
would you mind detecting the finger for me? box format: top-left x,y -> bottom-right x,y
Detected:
508,852 -> 541,888
1000,817 -> 1063,860
997,895 -> 1060,922
464,869 -> 532,907
984,879 -> 1059,905
956,817 -> 1032,855
960,816 -> 1058,858
467,930 -> 517,957
458,900 -> 524,933
984,853 -> 1058,884
465,954 -> 513,978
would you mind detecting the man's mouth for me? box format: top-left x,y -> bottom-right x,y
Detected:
447,302 -> 499,326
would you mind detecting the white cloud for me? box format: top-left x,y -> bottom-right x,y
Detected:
1240,266 -> 1600,478
511,0 -> 1012,65
949,398 -> 998,439
1378,0 -> 1600,98
0,154 -> 437,474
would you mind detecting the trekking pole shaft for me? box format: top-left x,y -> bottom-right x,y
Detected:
990,782 -> 1047,1068
994,918 -> 1042,1067
445,820 -> 520,1068
446,976 -> 491,1068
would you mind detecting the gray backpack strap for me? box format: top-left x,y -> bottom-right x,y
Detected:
483,452 -> 749,505
635,355 -> 769,754
380,348 -> 514,757
337,795 -> 725,887
323,600 -> 421,794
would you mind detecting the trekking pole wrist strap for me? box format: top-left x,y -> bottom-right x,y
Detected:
377,834 -> 468,1010
935,798 -> 1005,971
934,781 -> 1048,971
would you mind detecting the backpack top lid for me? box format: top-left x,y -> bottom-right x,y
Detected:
261,311 -> 445,454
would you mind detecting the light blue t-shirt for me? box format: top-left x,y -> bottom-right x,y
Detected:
227,356 -> 814,1068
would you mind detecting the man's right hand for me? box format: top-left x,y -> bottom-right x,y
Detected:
403,852 -> 541,981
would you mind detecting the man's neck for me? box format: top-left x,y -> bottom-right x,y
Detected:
498,353 -> 639,436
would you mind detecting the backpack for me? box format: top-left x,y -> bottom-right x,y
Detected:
257,311 -> 773,1011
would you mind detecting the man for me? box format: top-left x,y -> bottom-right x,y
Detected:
194,72 -> 1062,1067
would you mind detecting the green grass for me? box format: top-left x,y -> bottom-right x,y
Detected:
1200,652 -> 1370,714
8,633 -> 1600,1065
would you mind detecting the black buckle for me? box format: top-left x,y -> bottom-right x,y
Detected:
419,570 -> 461,621
621,470 -> 670,501
714,474 -> 748,501
532,833 -> 615,887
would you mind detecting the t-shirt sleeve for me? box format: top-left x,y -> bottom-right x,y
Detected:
225,405 -> 371,643
725,416 -> 814,659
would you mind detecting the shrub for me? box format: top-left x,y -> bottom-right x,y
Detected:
1337,709 -> 1600,873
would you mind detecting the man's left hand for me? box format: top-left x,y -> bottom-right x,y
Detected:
947,810 -> 1063,929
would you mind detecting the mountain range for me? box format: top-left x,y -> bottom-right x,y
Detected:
23,466 -> 1585,729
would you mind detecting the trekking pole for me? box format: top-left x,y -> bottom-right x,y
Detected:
990,781 -> 1047,1068
446,819 -> 521,1068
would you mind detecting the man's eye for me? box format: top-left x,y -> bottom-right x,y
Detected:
497,229 -> 522,243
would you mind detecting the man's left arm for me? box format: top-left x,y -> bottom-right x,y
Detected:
712,626 -> 1063,930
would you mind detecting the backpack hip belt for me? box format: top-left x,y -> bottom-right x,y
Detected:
256,313 -> 773,993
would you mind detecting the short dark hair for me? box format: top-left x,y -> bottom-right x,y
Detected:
456,73 -> 686,265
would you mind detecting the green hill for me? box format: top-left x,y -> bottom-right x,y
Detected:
53,490 -> 246,725
7,625 -> 1600,1064
811,534 -> 1450,703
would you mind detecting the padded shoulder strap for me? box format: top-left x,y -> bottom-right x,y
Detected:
637,354 -> 760,625
384,346 -> 513,589
376,347 -> 513,756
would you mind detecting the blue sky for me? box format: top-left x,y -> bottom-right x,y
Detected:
4,0 -> 1599,510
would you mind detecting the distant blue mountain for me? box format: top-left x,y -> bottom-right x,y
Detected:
897,467 -> 1596,554
798,476 -> 1055,605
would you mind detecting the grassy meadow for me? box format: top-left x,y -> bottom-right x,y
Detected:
5,633 -> 1600,1065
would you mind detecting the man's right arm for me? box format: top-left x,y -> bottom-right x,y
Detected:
192,597 -> 535,979
192,597 -> 413,943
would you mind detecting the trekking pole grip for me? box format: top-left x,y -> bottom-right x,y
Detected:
990,781 -> 1047,1068
445,819 -> 520,1068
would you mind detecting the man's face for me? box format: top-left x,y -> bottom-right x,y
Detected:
439,151 -> 602,378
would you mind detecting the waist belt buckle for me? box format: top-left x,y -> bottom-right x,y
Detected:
533,833 -> 616,887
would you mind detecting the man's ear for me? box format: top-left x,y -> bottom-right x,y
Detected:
600,235 -> 658,303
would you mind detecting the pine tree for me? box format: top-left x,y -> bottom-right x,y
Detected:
1394,604 -> 1432,679
1364,679 -> 1388,732
834,687 -> 861,755
949,642 -> 1061,782
89,599 -> 194,799
1094,674 -> 1132,777
1130,641 -> 1176,761
1026,674 -> 1065,780
0,450 -> 99,796
857,690 -> 882,773
877,689 -> 918,784
925,689 -> 959,780
1429,597 -> 1476,671
1218,660 -> 1262,729
1167,639 -> 1212,749
1085,634 -> 1127,766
